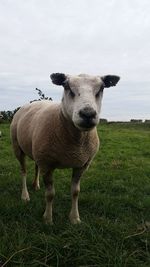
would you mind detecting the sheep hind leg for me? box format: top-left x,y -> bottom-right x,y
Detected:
11,128 -> 30,201
42,169 -> 55,224
15,148 -> 30,202
69,168 -> 83,224
32,163 -> 40,190
19,153 -> 30,202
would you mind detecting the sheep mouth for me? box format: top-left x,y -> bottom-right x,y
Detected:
75,120 -> 97,131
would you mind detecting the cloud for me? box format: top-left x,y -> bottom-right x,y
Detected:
0,0 -> 150,120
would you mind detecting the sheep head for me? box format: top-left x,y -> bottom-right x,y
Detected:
50,73 -> 120,131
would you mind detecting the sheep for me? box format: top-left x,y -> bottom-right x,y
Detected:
10,73 -> 120,224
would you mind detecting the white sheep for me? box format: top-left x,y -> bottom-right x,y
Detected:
10,73 -> 120,224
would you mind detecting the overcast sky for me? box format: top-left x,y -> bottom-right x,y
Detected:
0,0 -> 150,121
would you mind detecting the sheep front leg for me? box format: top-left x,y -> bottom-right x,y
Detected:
69,168 -> 85,224
43,169 -> 55,224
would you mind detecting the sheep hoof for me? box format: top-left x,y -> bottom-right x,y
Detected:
43,214 -> 53,225
70,217 -> 81,224
32,182 -> 40,191
21,192 -> 30,202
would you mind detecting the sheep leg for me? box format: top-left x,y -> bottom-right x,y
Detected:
69,168 -> 84,224
11,137 -> 30,201
43,169 -> 55,224
20,154 -> 30,202
32,163 -> 40,190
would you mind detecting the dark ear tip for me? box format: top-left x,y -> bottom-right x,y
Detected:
50,73 -> 66,85
113,75 -> 120,85
116,76 -> 120,82
109,75 -> 120,82
50,72 -> 65,79
102,75 -> 120,88
50,73 -> 54,79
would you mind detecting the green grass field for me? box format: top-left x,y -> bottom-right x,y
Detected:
0,122 -> 150,267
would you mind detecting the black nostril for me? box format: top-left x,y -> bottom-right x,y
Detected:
79,108 -> 96,120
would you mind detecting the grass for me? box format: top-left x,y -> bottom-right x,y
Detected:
0,122 -> 150,266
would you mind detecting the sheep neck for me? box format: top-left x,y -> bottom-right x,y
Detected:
59,109 -> 90,144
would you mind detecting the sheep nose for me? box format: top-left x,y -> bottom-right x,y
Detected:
79,107 -> 96,120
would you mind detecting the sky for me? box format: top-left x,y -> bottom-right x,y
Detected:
0,0 -> 150,121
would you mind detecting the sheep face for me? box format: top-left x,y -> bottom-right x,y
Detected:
51,73 -> 120,131
61,74 -> 104,131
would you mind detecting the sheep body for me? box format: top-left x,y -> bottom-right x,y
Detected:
11,100 -> 99,170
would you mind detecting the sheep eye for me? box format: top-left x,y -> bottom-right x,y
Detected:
69,89 -> 75,98
95,86 -> 104,98
95,90 -> 101,98
63,83 -> 75,98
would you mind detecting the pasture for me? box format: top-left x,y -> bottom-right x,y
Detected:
0,122 -> 150,267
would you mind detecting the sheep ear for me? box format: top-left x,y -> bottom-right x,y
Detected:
101,75 -> 120,88
50,73 -> 67,86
